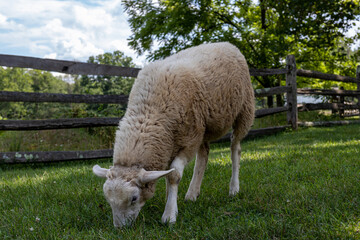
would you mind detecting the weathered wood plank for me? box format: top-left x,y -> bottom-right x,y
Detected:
357,66 -> 360,117
298,103 -> 360,112
297,69 -> 357,83
339,87 -> 345,118
213,126 -> 290,143
249,68 -> 288,76
0,107 -> 289,130
298,120 -> 360,127
246,126 -> 289,138
0,54 -> 289,78
297,88 -> 360,97
0,149 -> 113,163
255,106 -> 288,118
344,113 -> 360,118
0,54 -> 141,77
0,118 -> 121,130
254,86 -> 291,98
286,55 -> 298,130
1,85 -> 292,104
0,91 -> 129,104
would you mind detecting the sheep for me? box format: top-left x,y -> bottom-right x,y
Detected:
93,42 -> 255,227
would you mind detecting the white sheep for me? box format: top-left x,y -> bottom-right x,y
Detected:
93,42 -> 255,227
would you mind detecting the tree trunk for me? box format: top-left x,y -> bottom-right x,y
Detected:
260,0 -> 267,30
276,77 -> 284,107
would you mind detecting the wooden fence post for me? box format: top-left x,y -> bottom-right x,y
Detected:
340,86 -> 345,118
357,65 -> 360,118
286,55 -> 298,130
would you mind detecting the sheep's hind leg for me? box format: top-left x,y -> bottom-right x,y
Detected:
162,154 -> 187,224
229,102 -> 254,196
185,142 -> 210,201
229,139 -> 241,196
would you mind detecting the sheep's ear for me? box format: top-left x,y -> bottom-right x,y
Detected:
139,169 -> 175,183
93,165 -> 109,178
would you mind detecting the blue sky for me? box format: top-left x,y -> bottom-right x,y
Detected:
0,0 -> 147,66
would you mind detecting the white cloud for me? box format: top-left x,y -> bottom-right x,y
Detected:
0,0 -> 145,66
0,13 -> 24,31
73,5 -> 114,30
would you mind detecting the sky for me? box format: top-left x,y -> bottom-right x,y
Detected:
0,0 -> 147,66
0,0 -> 359,69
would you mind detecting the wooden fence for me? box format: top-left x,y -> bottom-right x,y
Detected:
0,54 -> 359,163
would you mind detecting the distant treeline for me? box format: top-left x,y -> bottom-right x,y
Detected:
0,51 -> 135,120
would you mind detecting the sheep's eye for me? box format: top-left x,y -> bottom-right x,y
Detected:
131,196 -> 138,203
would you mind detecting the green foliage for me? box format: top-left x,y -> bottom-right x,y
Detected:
0,67 -> 32,119
74,51 -> 136,96
72,51 -> 136,118
123,0 -> 360,91
1,125 -> 360,239
70,51 -> 137,141
0,67 -> 73,119
29,70 -> 70,94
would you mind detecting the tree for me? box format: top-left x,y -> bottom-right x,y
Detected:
0,67 -> 33,119
29,70 -> 70,94
123,0 -> 360,107
0,67 -> 72,119
73,51 -> 136,117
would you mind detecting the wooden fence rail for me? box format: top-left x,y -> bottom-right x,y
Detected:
0,86 -> 290,104
0,53 -> 359,163
0,108 -> 289,130
298,103 -> 360,112
357,66 -> 360,108
0,118 -> 122,131
297,88 -> 360,97
0,149 -> 114,164
297,69 -> 358,83
0,54 -> 288,77
0,54 -> 141,77
0,91 -> 129,104
254,86 -> 291,98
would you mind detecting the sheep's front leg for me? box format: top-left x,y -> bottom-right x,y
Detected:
185,142 -> 209,201
162,155 -> 187,224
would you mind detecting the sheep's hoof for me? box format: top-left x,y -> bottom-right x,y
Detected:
161,213 -> 177,224
185,191 -> 199,201
161,207 -> 178,224
229,188 -> 239,196
229,183 -> 239,196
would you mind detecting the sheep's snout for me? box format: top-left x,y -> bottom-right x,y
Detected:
112,207 -> 139,228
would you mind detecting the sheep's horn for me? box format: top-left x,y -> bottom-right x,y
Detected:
140,168 -> 175,183
93,165 -> 109,178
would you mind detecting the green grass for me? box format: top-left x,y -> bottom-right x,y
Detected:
1,124 -> 360,239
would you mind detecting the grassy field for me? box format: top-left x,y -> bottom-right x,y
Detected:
1,124 -> 360,239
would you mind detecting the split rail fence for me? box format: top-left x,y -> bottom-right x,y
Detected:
0,54 -> 359,163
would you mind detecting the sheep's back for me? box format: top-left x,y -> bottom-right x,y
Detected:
127,42 -> 253,144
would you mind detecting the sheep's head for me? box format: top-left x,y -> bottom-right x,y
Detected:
93,165 -> 174,227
